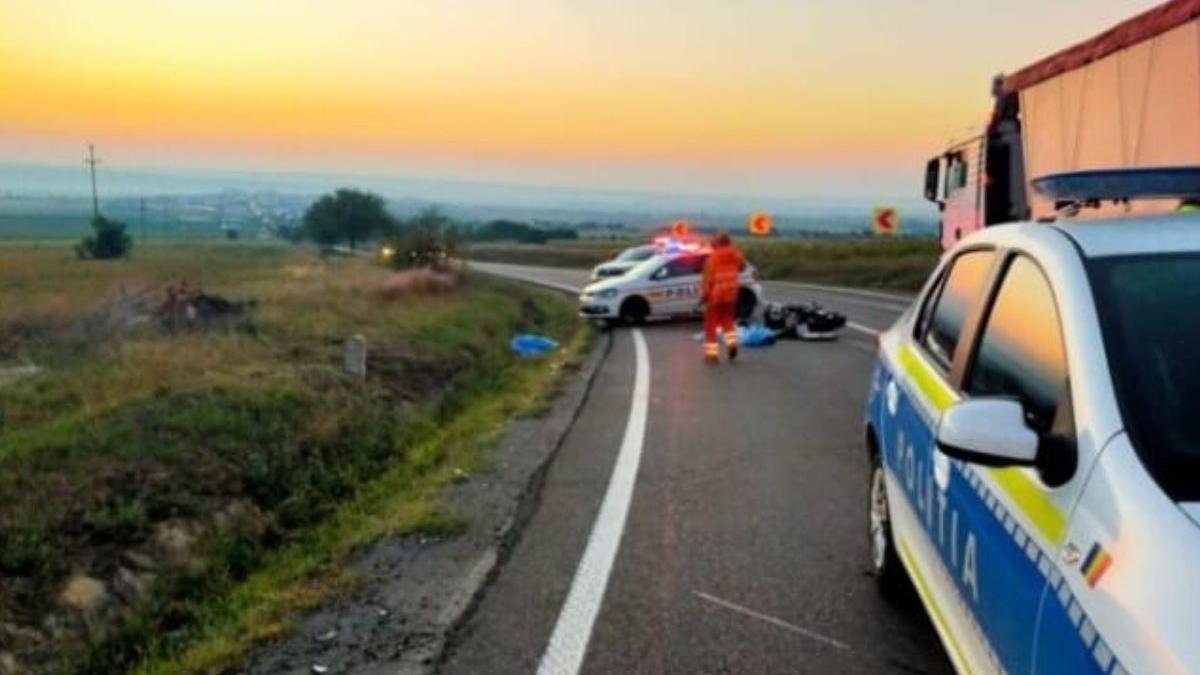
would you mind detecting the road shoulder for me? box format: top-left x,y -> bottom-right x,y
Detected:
242,332 -> 612,675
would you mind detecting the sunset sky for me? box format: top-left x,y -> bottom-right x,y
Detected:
0,0 -> 1165,197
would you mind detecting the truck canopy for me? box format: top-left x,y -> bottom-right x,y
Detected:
1003,0 -> 1200,218
1002,0 -> 1200,94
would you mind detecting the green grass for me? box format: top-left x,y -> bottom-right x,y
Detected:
0,243 -> 587,674
467,236 -> 942,292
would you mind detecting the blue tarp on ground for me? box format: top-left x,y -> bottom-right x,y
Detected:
736,324 -> 776,347
510,333 -> 559,357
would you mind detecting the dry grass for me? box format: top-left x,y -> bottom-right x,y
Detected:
0,241 -> 586,674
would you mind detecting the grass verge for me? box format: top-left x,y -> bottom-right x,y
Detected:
0,243 -> 587,674
121,321 -> 590,675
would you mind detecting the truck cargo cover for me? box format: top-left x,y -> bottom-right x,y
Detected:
1003,0 -> 1200,94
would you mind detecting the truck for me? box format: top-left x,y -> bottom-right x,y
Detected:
924,0 -> 1200,249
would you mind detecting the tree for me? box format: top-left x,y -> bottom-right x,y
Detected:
76,215 -> 133,259
302,188 -> 393,250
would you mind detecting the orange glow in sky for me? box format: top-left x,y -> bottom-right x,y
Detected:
0,0 -> 1166,192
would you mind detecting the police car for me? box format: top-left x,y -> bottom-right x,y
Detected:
578,240 -> 763,324
866,169 -> 1200,674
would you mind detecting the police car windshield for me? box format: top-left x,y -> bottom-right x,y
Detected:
629,255 -> 668,277
1089,252 -> 1200,501
616,246 -> 654,262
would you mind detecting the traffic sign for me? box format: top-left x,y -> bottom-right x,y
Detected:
748,211 -> 773,236
671,220 -> 690,237
873,207 -> 898,236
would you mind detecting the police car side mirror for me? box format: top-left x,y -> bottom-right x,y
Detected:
935,398 -> 1038,467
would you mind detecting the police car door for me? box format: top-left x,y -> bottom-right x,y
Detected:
650,255 -> 704,315
884,247 -> 1005,671
961,253 -> 1105,675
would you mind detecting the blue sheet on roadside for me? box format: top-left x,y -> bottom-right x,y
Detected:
510,333 -> 559,357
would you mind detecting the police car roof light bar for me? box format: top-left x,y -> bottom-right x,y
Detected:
1032,166 -> 1200,203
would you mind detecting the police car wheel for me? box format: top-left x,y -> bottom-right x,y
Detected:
869,452 -> 907,599
619,296 -> 649,325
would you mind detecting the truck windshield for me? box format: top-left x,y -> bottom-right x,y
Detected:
1089,253 -> 1200,501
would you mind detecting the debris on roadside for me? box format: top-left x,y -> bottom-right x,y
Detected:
158,281 -> 250,332
509,333 -> 558,357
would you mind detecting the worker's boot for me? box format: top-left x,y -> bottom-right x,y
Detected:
725,333 -> 739,362
703,341 -> 719,364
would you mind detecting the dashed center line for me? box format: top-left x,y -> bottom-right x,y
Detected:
694,590 -> 853,652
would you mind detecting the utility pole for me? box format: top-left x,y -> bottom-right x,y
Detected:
140,197 -> 147,242
84,144 -> 101,219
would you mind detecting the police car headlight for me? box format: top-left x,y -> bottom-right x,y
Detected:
595,288 -> 618,299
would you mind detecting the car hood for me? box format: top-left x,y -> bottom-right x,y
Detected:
583,278 -> 623,294
594,261 -> 635,272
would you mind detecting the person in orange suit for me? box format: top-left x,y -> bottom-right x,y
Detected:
701,231 -> 744,363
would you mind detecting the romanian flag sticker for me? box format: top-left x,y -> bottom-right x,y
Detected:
1080,543 -> 1113,588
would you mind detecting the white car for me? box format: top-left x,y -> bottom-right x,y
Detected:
590,244 -> 657,281
579,250 -> 762,324
865,210 -> 1200,674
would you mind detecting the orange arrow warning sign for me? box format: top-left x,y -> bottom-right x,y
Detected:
747,211 -> 772,236
873,207 -> 898,236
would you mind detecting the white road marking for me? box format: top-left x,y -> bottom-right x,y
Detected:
763,279 -> 913,305
537,329 -> 650,675
846,321 -> 880,337
694,590 -> 852,652
471,264 -> 583,294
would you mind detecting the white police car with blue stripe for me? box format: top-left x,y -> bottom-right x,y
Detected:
865,172 -> 1200,674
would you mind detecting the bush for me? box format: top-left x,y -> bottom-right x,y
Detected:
386,207 -> 456,270
76,215 -> 133,260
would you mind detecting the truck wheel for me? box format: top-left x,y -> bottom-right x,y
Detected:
619,296 -> 649,325
736,289 -> 757,320
869,448 -> 908,601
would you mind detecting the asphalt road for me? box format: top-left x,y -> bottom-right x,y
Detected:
443,262 -> 952,675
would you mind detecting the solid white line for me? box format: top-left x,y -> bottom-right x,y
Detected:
472,265 -> 583,294
846,321 -> 880,337
763,279 -> 914,304
693,591 -> 852,652
537,328 -> 651,675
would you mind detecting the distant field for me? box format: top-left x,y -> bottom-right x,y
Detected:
467,235 -> 942,292
0,199 -> 235,242
0,244 -> 586,674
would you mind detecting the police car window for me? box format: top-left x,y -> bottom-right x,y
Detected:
1090,252 -> 1200,501
663,255 -> 705,278
922,250 -> 994,369
966,256 -> 1068,436
914,268 -> 948,342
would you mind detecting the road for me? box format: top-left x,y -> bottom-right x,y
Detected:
444,262 -> 952,675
